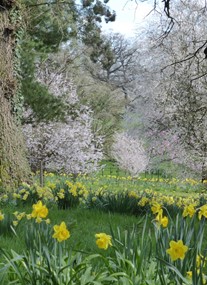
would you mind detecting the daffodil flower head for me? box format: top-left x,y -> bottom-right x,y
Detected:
53,221 -> 70,242
95,233 -> 112,250
166,240 -> 188,261
151,202 -> 162,214
198,204 -> 207,220
31,200 -> 48,219
155,209 -> 169,228
196,254 -> 206,268
0,211 -> 4,221
183,204 -> 196,218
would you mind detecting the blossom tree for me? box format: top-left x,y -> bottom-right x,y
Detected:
23,58 -> 103,181
24,110 -> 103,175
111,132 -> 149,176
123,0 -> 207,180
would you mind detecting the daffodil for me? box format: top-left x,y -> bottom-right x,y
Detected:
198,205 -> 207,220
183,204 -> 196,218
13,220 -> 18,226
186,271 -> 192,278
31,201 -> 48,219
95,233 -> 112,250
35,217 -> 42,223
57,192 -> 65,199
196,254 -> 206,268
155,209 -> 168,228
0,211 -> 4,221
151,202 -> 162,214
53,222 -> 70,242
166,240 -> 188,261
138,197 -> 149,207
26,214 -> 32,220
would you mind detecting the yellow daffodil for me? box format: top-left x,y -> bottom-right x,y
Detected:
151,202 -> 162,214
155,210 -> 169,228
57,192 -> 65,199
187,270 -> 207,284
53,221 -> 70,242
0,211 -> 4,221
128,191 -> 139,199
31,201 -> 48,219
196,254 -> 206,268
35,217 -> 42,223
16,212 -> 25,220
19,189 -> 26,194
166,240 -> 188,261
26,214 -> 32,220
22,193 -> 29,200
95,233 -> 112,250
138,197 -> 149,207
198,205 -> 207,220
92,197 -> 97,202
187,271 -> 192,278
13,220 -> 18,226
69,185 -> 78,197
183,204 -> 196,218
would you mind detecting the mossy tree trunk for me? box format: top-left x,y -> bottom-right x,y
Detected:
202,161 -> 207,188
0,2 -> 31,190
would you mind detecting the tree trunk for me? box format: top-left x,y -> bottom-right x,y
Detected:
0,2 -> 31,189
39,160 -> 44,187
202,160 -> 207,188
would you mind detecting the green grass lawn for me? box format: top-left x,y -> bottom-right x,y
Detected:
0,204 -> 142,255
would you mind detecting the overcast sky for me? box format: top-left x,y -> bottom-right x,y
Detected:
101,0 -> 153,37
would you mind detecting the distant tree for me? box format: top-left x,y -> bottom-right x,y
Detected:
23,72 -> 103,179
135,0 -> 207,37
129,0 -> 207,180
75,65 -> 126,155
24,110 -> 103,177
86,32 -> 141,104
111,132 -> 149,176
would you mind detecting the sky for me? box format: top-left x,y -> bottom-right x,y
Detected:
101,0 -> 153,38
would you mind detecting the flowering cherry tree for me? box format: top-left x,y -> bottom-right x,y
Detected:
23,110 -> 103,175
111,132 -> 149,176
23,59 -> 103,176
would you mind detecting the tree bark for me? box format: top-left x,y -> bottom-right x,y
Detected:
0,3 -> 31,189
202,160 -> 207,188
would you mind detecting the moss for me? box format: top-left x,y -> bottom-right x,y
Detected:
0,1 -> 31,190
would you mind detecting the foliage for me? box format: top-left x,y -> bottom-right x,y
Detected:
153,205 -> 207,284
53,180 -> 88,210
20,0 -> 117,122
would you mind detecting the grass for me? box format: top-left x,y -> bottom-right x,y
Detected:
0,204 -> 142,255
40,159 -> 204,199
0,166 -> 205,264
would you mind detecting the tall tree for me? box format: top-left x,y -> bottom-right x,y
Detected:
0,1 -> 31,188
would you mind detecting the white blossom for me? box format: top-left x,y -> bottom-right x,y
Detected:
111,132 -> 149,176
